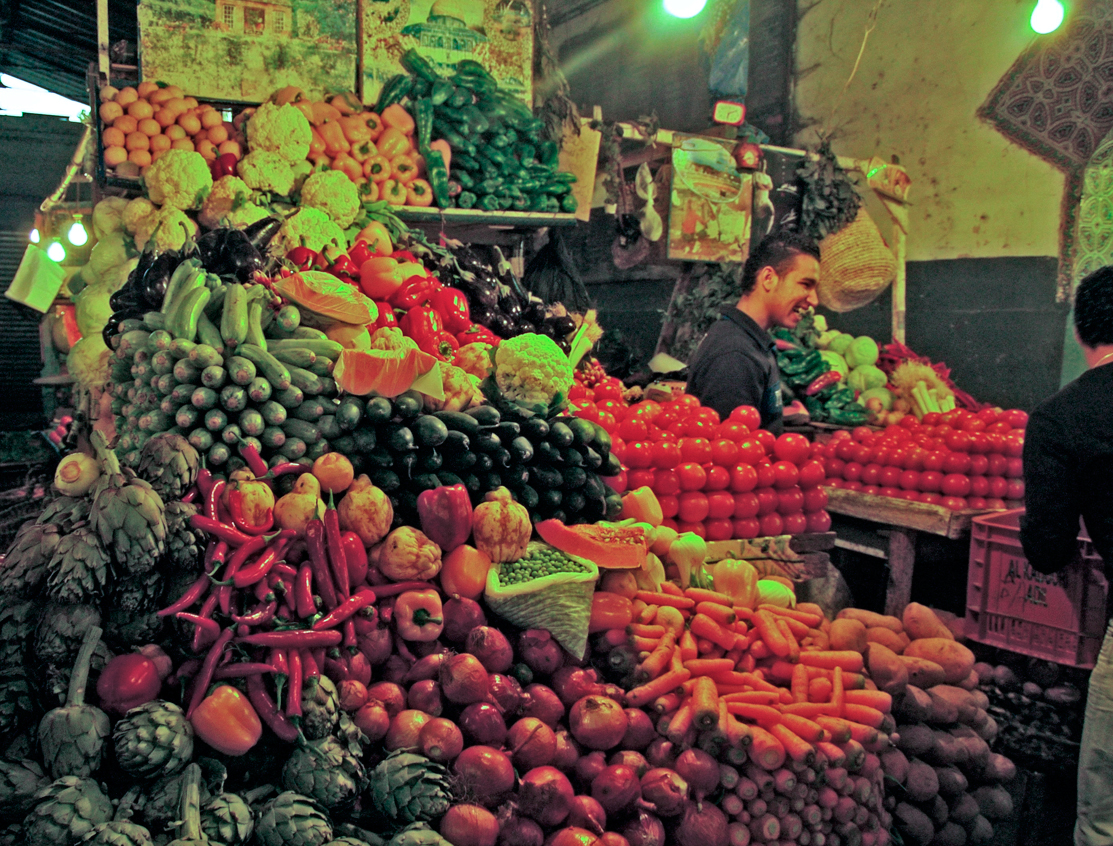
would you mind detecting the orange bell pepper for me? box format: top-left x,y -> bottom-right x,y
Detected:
364,112 -> 384,141
293,101 -> 315,124
406,179 -> 434,207
272,85 -> 305,105
330,152 -> 363,182
350,139 -> 378,164
309,152 -> 331,168
394,589 -> 444,641
364,154 -> 392,182
391,154 -> 418,184
376,127 -> 411,159
621,486 -> 664,526
360,257 -> 404,300
318,119 -> 350,156
380,103 -> 416,135
308,127 -> 327,156
355,220 -> 393,255
329,91 -> 362,115
190,684 -> 263,756
339,114 -> 372,144
360,181 -> 380,203
310,101 -> 342,126
381,179 -> 408,206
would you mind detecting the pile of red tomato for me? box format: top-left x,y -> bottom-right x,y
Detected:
569,378 -> 831,541
818,407 -> 1028,511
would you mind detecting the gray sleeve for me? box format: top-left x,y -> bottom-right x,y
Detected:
690,352 -> 766,421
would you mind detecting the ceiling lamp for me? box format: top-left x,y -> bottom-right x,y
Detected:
66,219 -> 88,247
1031,0 -> 1065,34
663,0 -> 706,19
29,228 -> 40,244
46,241 -> 66,262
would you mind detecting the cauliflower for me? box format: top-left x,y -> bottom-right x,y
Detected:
66,335 -> 112,390
455,342 -> 494,380
493,333 -> 573,410
425,364 -> 482,412
369,326 -> 418,352
91,197 -> 128,240
134,206 -> 199,252
238,150 -> 296,196
122,197 -> 157,235
144,149 -> 213,210
246,102 -> 312,163
268,207 -> 346,258
87,230 -> 134,278
199,176 -> 270,229
298,170 -> 360,228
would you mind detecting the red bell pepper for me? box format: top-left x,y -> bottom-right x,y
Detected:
330,254 -> 360,279
420,330 -> 459,361
431,287 -> 471,334
373,302 -> 398,330
349,239 -> 375,267
456,324 -> 501,346
389,277 -> 438,310
416,483 -> 473,552
391,250 -> 420,264
399,305 -> 443,345
286,247 -> 327,271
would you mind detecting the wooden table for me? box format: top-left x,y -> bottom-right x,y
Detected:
824,488 -> 992,616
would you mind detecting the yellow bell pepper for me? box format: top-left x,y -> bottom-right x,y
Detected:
712,558 -> 759,609
620,487 -> 663,527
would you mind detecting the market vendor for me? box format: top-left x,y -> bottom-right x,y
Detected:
1019,265 -> 1113,846
686,231 -> 821,433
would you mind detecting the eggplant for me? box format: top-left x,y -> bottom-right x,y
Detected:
524,300 -> 547,324
516,321 -> 537,335
488,313 -> 515,338
499,294 -> 522,320
218,230 -> 264,282
548,315 -> 576,337
139,251 -> 179,308
194,229 -> 225,269
243,216 -> 283,251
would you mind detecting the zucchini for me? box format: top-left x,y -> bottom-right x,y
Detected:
237,344 -> 292,391
260,400 -> 288,426
282,418 -> 321,444
219,385 -> 248,413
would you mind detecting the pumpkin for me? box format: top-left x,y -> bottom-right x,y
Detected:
338,474 -> 394,546
472,487 -> 530,564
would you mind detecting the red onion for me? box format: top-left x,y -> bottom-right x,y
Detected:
621,710 -> 656,751
441,804 -> 499,846
639,769 -> 688,817
608,751 -> 649,778
357,624 -> 393,665
507,717 -> 558,770
567,796 -> 607,835
384,709 -> 431,752
381,653 -> 412,684
365,681 -> 406,717
459,702 -> 508,746
575,750 -> 608,790
519,629 -> 564,676
403,653 -> 447,684
674,801 -> 728,846
410,638 -> 448,658
644,740 -> 677,769
467,626 -> 515,673
407,680 -> 444,716
521,684 -> 565,727
455,745 -> 515,802
352,701 -> 389,741
570,696 -> 628,750
552,666 -> 607,707
347,651 -> 372,686
591,764 -> 641,815
518,766 -> 575,827
600,834 -> 629,846
623,811 -> 666,846
488,673 -> 524,715
674,749 -> 720,802
553,730 -> 582,772
444,597 -> 487,643
419,717 -> 464,763
440,653 -> 490,704
499,814 -> 544,846
544,828 -> 602,846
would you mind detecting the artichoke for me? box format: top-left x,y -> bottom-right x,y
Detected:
366,752 -> 452,824
281,736 -> 365,812
135,435 -> 200,502
107,569 -> 163,613
163,502 -> 204,572
0,758 -> 49,823
113,701 -> 193,779
81,821 -> 154,846
0,601 -> 42,671
164,764 -> 208,846
37,498 -> 91,535
199,793 -> 252,846
298,677 -> 339,742
34,604 -> 102,666
22,776 -> 113,846
139,763 -> 221,834
252,792 -> 332,846
88,432 -> 166,576
387,825 -> 451,846
0,522 -> 61,597
45,527 -> 110,605
0,669 -> 38,739
38,626 -> 111,779
0,823 -> 21,846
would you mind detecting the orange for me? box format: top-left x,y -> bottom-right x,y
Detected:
192,129 -> 209,144
113,114 -> 138,134
103,146 -> 128,167
183,96 -> 199,109
163,85 -> 183,99
195,139 -> 217,160
128,148 -> 152,167
125,131 -> 150,151
154,108 -> 177,128
177,112 -> 201,134
200,109 -> 222,128
127,99 -> 153,120
102,126 -> 125,147
136,80 -> 159,98
171,138 -> 195,151
137,118 -> 161,136
149,150 -> 163,164
148,88 -> 174,105
98,101 -> 123,123
206,124 -> 228,145
439,545 -> 493,600
217,140 -> 241,157
165,125 -> 186,141
165,97 -> 187,115
99,85 -> 119,102
115,86 -> 138,107
149,134 -> 171,152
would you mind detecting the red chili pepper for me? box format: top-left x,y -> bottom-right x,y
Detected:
389,277 -> 436,310
305,519 -> 338,610
343,618 -> 357,648
373,302 -> 399,330
206,479 -> 226,521
231,600 -> 278,627
310,648 -> 326,677
323,504 -> 349,600
286,247 -> 326,272
392,250 -> 419,264
158,574 -> 210,617
196,468 -> 214,501
236,629 -> 344,648
233,532 -> 295,589
213,662 -> 276,679
254,578 -> 276,602
181,486 -> 199,504
269,647 -> 289,678
312,588 -> 377,631
295,564 -> 316,619
172,658 -> 202,685
190,515 -> 253,547
207,540 -> 229,576
431,287 -> 471,334
804,369 -> 843,396
177,612 -> 222,652
341,532 -> 369,587
246,673 -> 300,743
271,562 -> 298,582
228,489 -> 275,536
372,580 -> 437,598
235,437 -> 270,479
286,649 -> 303,717
223,533 -> 271,580
301,648 -> 321,680
268,462 -> 310,478
186,628 -> 233,718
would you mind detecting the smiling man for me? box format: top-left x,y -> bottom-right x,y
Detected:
686,231 -> 821,434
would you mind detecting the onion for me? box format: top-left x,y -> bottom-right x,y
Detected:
567,796 -> 607,835
467,626 -> 515,673
507,717 -> 558,770
621,710 -> 656,751
488,673 -> 524,716
459,702 -> 508,746
519,629 -> 564,676
357,624 -> 393,665
440,653 -> 491,704
384,709 -> 431,752
352,701 -> 389,741
444,597 -> 488,643
365,681 -> 406,717
608,751 -> 649,778
545,828 -> 603,846
673,800 -> 728,846
407,679 -> 444,716
575,750 -> 608,790
600,834 -> 628,846
403,653 -> 447,684
623,811 -> 666,846
346,651 -> 372,686
644,739 -> 677,769
552,666 -> 606,707
381,653 -> 412,684
673,749 -> 720,802
569,696 -> 628,750
419,716 -> 464,763
521,684 -> 565,727
639,769 -> 688,817
441,804 -> 499,846
518,766 -> 575,827
455,745 -> 516,802
499,815 -> 544,846
590,764 -> 641,815
552,729 -> 582,771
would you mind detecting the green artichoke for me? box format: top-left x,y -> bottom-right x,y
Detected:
37,498 -> 91,535
88,433 -> 166,576
45,527 -> 110,605
366,753 -> 452,824
107,569 -> 163,613
34,604 -> 102,666
135,435 -> 200,502
0,522 -> 61,597
281,737 -> 365,812
0,601 -> 42,671
101,606 -> 164,652
0,758 -> 49,823
298,677 -> 339,742
252,792 -> 333,846
332,824 -> 384,846
387,824 -> 451,846
113,701 -> 193,780
0,669 -> 38,739
38,626 -> 111,779
139,764 -> 220,834
0,823 -> 21,846
199,793 -> 252,846
163,502 -> 204,572
80,821 -> 154,846
164,764 -> 208,846
22,776 -> 113,846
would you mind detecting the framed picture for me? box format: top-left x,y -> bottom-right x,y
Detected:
755,146 -> 806,238
667,135 -> 754,263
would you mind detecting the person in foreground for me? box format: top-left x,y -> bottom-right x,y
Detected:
686,230 -> 821,434
1019,265 -> 1113,846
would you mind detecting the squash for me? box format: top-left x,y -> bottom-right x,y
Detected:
274,473 -> 323,532
535,520 -> 648,569
338,474 -> 393,546
472,487 -> 530,564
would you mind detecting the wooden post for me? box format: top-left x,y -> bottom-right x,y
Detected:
881,195 -> 910,345
884,527 -> 916,617
97,0 -> 110,80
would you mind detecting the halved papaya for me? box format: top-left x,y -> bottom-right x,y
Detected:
333,348 -> 444,399
535,520 -> 648,569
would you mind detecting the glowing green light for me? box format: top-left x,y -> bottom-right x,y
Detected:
1031,0 -> 1064,33
46,241 -> 65,262
67,220 -> 88,246
29,228 -> 39,244
663,0 -> 707,19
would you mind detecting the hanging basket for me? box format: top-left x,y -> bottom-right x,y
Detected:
817,208 -> 897,312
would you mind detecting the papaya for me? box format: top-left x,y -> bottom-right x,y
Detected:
535,520 -> 648,569
333,347 -> 442,398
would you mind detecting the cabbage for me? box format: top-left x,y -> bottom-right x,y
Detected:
848,364 -> 887,393
845,336 -> 880,368
66,335 -> 111,388
828,333 -> 853,355
87,231 -> 132,277
857,386 -> 894,411
92,196 -> 129,240
820,351 -> 849,378
74,282 -> 115,337
816,330 -> 841,349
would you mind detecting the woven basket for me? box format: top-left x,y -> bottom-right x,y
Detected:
817,208 -> 897,312
485,542 -> 599,659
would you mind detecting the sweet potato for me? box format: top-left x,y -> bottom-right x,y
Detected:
968,707 -> 989,729
902,602 -> 954,640
971,785 -> 1013,820
866,626 -> 910,654
967,815 -> 994,846
903,638 -> 975,685
905,758 -> 940,802
797,602 -> 827,621
894,685 -> 933,723
880,747 -> 910,785
973,715 -> 998,743
894,803 -> 935,846
925,794 -> 950,828
972,662 -> 994,684
830,617 -> 869,653
900,654 -> 947,689
895,723 -> 935,757
935,766 -> 969,797
930,685 -> 979,724
932,821 -> 968,846
948,792 -> 980,825
838,607 -> 905,632
969,689 -> 989,710
866,642 -> 909,696
957,669 -> 979,691
923,730 -> 968,766
925,689 -> 960,724
949,730 -> 990,769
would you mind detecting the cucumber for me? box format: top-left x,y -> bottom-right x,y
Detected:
188,343 -> 223,370
281,418 -> 321,444
191,387 -> 219,410
289,367 -> 322,395
290,326 -> 329,341
221,283 -> 249,347
169,338 -> 196,360
260,400 -> 287,426
278,437 -> 307,459
156,374 -> 177,395
175,287 -> 211,343
247,377 -> 272,404
205,408 -> 228,432
146,329 -> 173,352
336,397 -> 364,431
162,258 -> 202,312
188,428 -> 214,452
208,443 -> 231,467
305,439 -> 329,461
175,406 -> 200,429
275,386 -> 304,409
292,400 -> 326,422
245,299 -> 267,350
271,347 -> 317,370
201,365 -> 227,389
197,310 -> 224,350
170,383 -> 195,404
307,357 -> 333,378
221,424 -> 244,445
239,408 -> 266,437
237,344 -> 292,391
220,385 -> 248,413
275,304 -> 301,332
267,338 -> 344,360
226,356 -> 257,386
318,415 -> 341,441
261,426 -> 286,449
331,435 -> 356,454
151,350 -> 175,375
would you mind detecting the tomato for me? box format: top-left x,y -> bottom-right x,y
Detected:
969,476 -> 989,498
918,492 -> 944,505
842,462 -> 863,482
987,476 -> 1009,499
1005,457 -> 1024,478
985,497 -> 1007,510
825,458 -> 846,479
941,496 -> 968,511
860,464 -> 882,486
773,433 -> 811,465
828,429 -> 853,443
826,478 -> 844,489
897,489 -> 920,502
755,489 -> 780,516
801,486 -> 828,513
902,449 -> 926,472
677,491 -> 710,523
730,405 -> 762,429
705,519 -> 734,541
736,439 -> 766,465
945,430 -> 972,453
918,471 -> 943,493
707,491 -> 736,520
661,517 -> 680,531
733,492 -> 760,519
751,463 -> 773,488
899,415 -> 920,430
1000,409 -> 1028,429
654,469 -> 681,497
751,429 -> 776,454
626,469 -> 656,490
675,520 -> 707,539
984,454 -> 1007,477
683,417 -> 717,438
797,460 -> 825,489
730,464 -> 758,493
676,462 -> 707,492
782,512 -> 809,535
658,494 -> 679,519
921,451 -> 947,473
961,417 -> 986,434
759,512 -> 785,537
569,383 -> 589,400
733,518 -> 761,539
618,417 -> 648,441
941,473 -> 971,497
602,470 -> 627,493
985,434 -> 1005,454
879,487 -> 901,498
777,487 -> 804,515
851,444 -> 874,465
597,412 -> 617,433
921,412 -> 943,426
1003,433 -> 1024,458
716,422 -> 751,442
967,496 -> 988,509
810,442 -> 828,459
861,484 -> 882,495
711,439 -> 739,467
804,510 -> 832,533
772,461 -> 800,489
704,465 -> 731,491
871,447 -> 892,467
850,426 -> 873,443
625,441 -> 654,469
900,470 -> 921,491
678,438 -> 713,465
594,382 -> 623,401
966,433 -> 989,455
986,421 -> 1012,436
651,441 -> 682,470
942,452 -> 971,475
836,440 -> 858,462
879,466 -> 903,488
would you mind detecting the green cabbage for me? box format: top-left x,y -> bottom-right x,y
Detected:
74,282 -> 114,337
820,351 -> 849,378
828,333 -> 853,355
848,364 -> 887,393
845,336 -> 880,369
857,386 -> 893,411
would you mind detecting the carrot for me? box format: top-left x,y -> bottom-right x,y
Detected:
782,702 -> 839,719
628,634 -> 658,652
737,652 -> 757,673
690,613 -> 738,651
732,619 -> 749,636
724,642 -> 746,665
832,665 -> 845,716
749,640 -> 771,660
635,634 -> 676,683
691,675 -> 719,731
779,713 -> 827,743
654,605 -> 686,634
660,581 -> 684,596
636,603 -> 660,624
808,676 -> 833,703
599,629 -> 628,650
759,604 -> 824,628
726,702 -> 782,724
791,662 -> 810,703
777,614 -> 811,639
843,689 -> 893,711
770,723 -> 816,765
685,587 -> 735,605
816,740 -> 846,769
666,699 -> 694,744
752,610 -> 791,658
695,638 -> 722,656
805,628 -> 830,651
626,668 -> 692,708
762,660 -> 797,684
627,623 -> 666,639
841,702 -> 885,729
684,658 -> 736,677
798,651 -> 865,673
722,691 -> 781,704
653,692 -> 681,715
695,601 -> 737,626
720,701 -> 753,748
816,715 -> 877,746
775,616 -> 801,661
747,724 -> 786,770
636,590 -> 693,609
838,738 -> 866,771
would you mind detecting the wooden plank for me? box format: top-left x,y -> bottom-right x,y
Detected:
789,532 -> 837,554
884,528 -> 917,617
825,487 -> 989,539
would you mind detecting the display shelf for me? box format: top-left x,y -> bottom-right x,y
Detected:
824,486 -> 993,540
397,208 -> 579,228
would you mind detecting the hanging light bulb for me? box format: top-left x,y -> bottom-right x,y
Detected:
1031,0 -> 1064,34
46,241 -> 66,262
663,0 -> 707,19
29,228 -> 40,244
66,219 -> 88,246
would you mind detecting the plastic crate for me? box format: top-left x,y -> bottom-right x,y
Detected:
965,508 -> 1107,668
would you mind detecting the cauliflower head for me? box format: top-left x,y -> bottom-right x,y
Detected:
425,364 -> 482,412
122,197 -> 157,235
493,333 -> 573,410
247,102 -> 312,163
145,149 -> 213,210
268,207 -> 346,258
455,342 -> 494,380
238,150 -> 295,196
199,176 -> 270,230
299,170 -> 360,228
134,206 -> 199,252
369,326 -> 418,352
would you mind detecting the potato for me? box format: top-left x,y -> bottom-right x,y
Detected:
903,602 -> 955,640
895,803 -> 935,846
972,662 -> 995,684
894,685 -> 934,723
923,730 -> 968,766
926,688 -> 960,724
903,638 -> 975,685
880,748 -> 910,785
838,607 -> 905,632
925,794 -> 950,828
866,626 -> 910,654
900,654 -> 947,689
967,815 -> 994,846
957,669 -> 980,691
930,685 -> 979,724
935,766 -> 969,797
948,793 -> 980,825
866,642 -> 909,696
970,689 -> 989,710
971,785 -> 1013,820
830,617 -> 869,652
974,715 -> 999,743
905,758 -> 940,802
978,753 -> 1017,783
932,821 -> 969,846
895,723 -> 935,757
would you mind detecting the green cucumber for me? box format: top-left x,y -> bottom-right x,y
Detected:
261,426 -> 286,449
271,347 -> 317,370
169,338 -> 196,360
220,385 -> 248,413
221,424 -> 244,445
196,311 -> 224,351
260,400 -> 287,426
237,344 -> 292,391
238,408 -> 266,437
191,387 -> 219,410
275,386 -> 304,409
188,428 -> 214,452
188,343 -> 223,369
278,437 -> 307,459
247,377 -> 272,404
204,408 -> 228,432
292,400 -> 326,422
175,405 -> 200,429
289,367 -> 322,395
281,418 -> 321,444
201,365 -> 227,389
226,356 -> 257,386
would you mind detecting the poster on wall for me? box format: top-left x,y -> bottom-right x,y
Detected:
362,0 -> 533,107
754,146 -> 805,239
667,135 -> 754,263
136,0 -> 357,103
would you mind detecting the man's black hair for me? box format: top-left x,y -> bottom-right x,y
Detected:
739,231 -> 821,296
1074,266 -> 1113,348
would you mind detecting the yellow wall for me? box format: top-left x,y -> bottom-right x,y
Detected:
793,0 -> 1064,261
